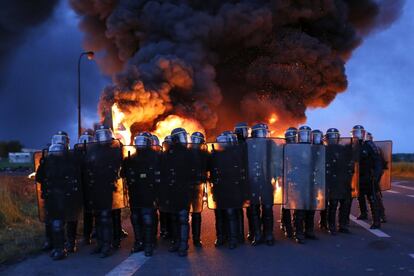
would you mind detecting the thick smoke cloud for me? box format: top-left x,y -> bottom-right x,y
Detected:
0,0 -> 59,87
70,0 -> 404,137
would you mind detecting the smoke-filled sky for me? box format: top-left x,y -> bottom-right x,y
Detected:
0,0 -> 412,152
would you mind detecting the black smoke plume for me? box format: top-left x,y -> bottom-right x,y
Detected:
70,0 -> 404,137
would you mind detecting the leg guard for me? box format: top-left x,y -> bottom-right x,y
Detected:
66,220 -> 78,253
50,220 -> 66,260
368,194 -> 381,229
42,220 -> 53,251
178,210 -> 189,257
281,208 -> 293,238
130,209 -> 143,253
357,195 -> 368,219
237,208 -> 245,243
191,212 -> 202,247
293,210 -> 305,244
112,209 -> 122,249
304,211 -> 316,239
262,205 -> 274,246
168,213 -> 179,252
214,210 -> 226,247
328,199 -> 338,235
251,204 -> 263,246
91,213 -> 103,255
338,199 -> 350,233
378,193 -> 387,223
159,211 -> 169,239
226,209 -> 238,249
83,211 -> 93,245
142,208 -> 154,256
100,210 -> 113,258
246,206 -> 254,241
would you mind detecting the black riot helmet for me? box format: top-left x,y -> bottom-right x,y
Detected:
251,123 -> 269,138
351,125 -> 366,141
234,122 -> 249,141
134,132 -> 152,147
151,134 -> 160,146
326,128 -> 340,145
171,127 -> 188,144
366,132 -> 373,141
95,125 -> 114,143
311,130 -> 323,145
191,132 -> 205,144
298,126 -> 312,144
284,127 -> 297,144
48,143 -> 67,156
78,131 -> 94,144
51,130 -> 70,147
222,131 -> 238,145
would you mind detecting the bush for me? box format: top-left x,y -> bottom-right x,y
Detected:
392,162 -> 414,179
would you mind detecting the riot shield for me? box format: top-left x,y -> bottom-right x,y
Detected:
283,143 -> 326,210
325,138 -> 356,200
349,138 -> 360,198
246,138 -> 284,205
158,143 -> 204,213
206,142 -> 249,210
122,145 -> 161,209
375,140 -> 393,191
76,139 -> 126,211
33,151 -> 46,222
188,144 -> 208,213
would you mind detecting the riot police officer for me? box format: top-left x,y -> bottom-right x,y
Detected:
233,123 -> 251,243
189,132 -> 208,247
80,126 -> 124,257
281,127 -> 297,239
159,135 -> 172,240
122,132 -> 160,256
210,132 -> 246,249
246,123 -> 275,246
352,125 -> 383,229
324,128 -> 354,234
36,132 -> 82,260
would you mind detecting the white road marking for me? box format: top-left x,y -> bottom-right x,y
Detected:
349,215 -> 391,238
385,190 -> 400,194
409,254 -> 414,259
393,183 -> 414,191
408,195 -> 414,198
106,253 -> 150,276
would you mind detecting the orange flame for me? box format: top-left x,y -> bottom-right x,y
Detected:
154,115 -> 205,142
268,113 -> 283,137
112,103 -> 132,145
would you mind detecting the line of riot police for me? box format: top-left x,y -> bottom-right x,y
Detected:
34,123 -> 391,260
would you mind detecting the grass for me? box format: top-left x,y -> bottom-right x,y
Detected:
0,175 -> 43,265
392,162 -> 414,179
0,160 -> 32,170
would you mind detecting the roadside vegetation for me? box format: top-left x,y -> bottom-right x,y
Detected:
0,176 -> 43,265
392,162 -> 414,179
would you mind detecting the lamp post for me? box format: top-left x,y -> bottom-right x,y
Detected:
78,51 -> 95,138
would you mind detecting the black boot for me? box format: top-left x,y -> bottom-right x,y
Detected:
251,205 -> 263,246
214,210 -> 226,247
246,207 -> 254,242
112,209 -> 122,249
338,199 -> 350,233
178,210 -> 189,257
168,213 -> 179,252
66,220 -> 78,253
142,208 -> 154,257
191,213 -> 202,247
91,213 -> 103,254
293,210 -> 305,244
153,209 -> 159,244
130,210 -> 144,253
357,195 -> 368,220
328,199 -> 338,235
50,220 -> 67,261
226,209 -> 239,249
100,210 -> 113,258
262,205 -> 274,246
304,211 -> 317,240
368,194 -> 381,229
42,221 -> 53,251
237,208 -> 245,243
83,211 -> 93,245
281,208 -> 293,238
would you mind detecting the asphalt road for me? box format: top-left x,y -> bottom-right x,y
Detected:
2,180 -> 414,276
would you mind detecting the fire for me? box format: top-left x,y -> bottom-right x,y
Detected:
268,113 -> 283,137
154,115 -> 205,142
112,103 -> 132,145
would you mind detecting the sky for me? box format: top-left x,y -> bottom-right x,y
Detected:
0,1 -> 412,153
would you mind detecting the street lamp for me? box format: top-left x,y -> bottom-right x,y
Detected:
78,51 -> 95,138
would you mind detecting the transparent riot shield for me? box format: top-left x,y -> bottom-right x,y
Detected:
350,138 -> 360,198
158,143 -> 205,213
122,145 -> 162,209
375,141 -> 393,191
206,142 -> 249,210
324,138 -> 356,200
75,139 -> 126,211
246,138 -> 284,205
283,143 -> 326,210
33,150 -> 46,222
